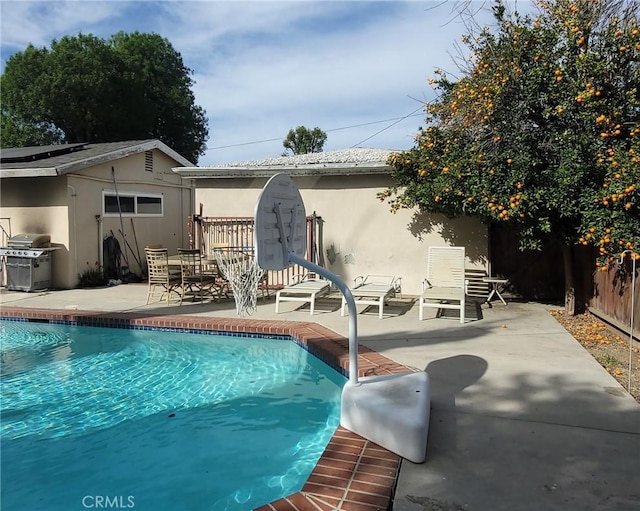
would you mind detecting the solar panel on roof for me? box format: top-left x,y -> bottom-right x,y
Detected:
0,143 -> 87,164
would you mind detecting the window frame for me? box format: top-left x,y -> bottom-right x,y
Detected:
102,191 -> 164,217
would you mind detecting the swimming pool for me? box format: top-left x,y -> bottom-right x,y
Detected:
0,320 -> 346,511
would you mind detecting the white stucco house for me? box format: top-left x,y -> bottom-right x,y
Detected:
174,148 -> 489,296
0,140 -> 195,289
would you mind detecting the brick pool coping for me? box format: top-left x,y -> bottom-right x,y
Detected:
1,306 -> 413,511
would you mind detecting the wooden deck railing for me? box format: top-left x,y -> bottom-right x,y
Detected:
190,215 -> 319,289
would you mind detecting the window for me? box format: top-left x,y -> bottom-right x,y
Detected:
103,191 -> 163,216
104,195 -> 135,213
136,196 -> 162,214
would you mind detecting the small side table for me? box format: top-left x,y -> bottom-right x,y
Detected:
483,277 -> 509,305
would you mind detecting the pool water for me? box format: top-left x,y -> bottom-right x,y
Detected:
0,320 -> 345,511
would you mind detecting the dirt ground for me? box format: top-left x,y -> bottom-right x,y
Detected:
550,309 -> 640,404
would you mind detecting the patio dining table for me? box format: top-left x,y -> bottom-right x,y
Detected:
167,249 -> 250,269
167,254 -> 217,268
168,253 -> 232,301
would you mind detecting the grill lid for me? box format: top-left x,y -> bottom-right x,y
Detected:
7,233 -> 51,249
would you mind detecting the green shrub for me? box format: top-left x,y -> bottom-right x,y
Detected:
77,262 -> 107,288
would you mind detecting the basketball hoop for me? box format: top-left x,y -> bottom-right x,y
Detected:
214,250 -> 265,317
253,173 -> 430,463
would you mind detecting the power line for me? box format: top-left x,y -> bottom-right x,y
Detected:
350,105 -> 425,148
208,136 -> 283,151
206,111 -> 425,151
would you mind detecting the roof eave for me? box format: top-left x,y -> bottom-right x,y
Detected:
57,140 -> 193,175
0,168 -> 59,178
173,162 -> 391,179
0,140 -> 194,178
149,140 -> 194,167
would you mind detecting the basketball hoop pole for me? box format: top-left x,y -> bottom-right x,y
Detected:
257,174 -> 429,463
256,174 -> 359,385
288,252 -> 360,385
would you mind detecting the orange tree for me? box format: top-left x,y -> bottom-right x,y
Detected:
381,0 -> 639,314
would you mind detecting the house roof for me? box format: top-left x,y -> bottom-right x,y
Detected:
0,140 -> 194,178
173,148 -> 395,178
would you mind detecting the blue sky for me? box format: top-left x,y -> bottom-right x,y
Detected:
0,1 -> 524,165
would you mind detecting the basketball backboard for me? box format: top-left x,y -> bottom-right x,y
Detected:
254,173 -> 307,271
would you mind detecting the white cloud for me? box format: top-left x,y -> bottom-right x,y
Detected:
192,2 -> 487,163
0,1 -> 127,49
0,0 -> 520,165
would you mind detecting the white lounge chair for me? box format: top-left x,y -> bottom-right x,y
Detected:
275,274 -> 331,315
419,246 -> 468,323
342,274 -> 402,320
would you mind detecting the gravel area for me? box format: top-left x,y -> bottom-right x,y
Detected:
550,310 -> 640,403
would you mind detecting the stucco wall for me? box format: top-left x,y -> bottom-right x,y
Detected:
68,150 -> 193,286
194,174 -> 488,295
1,149 -> 194,289
0,176 -> 70,288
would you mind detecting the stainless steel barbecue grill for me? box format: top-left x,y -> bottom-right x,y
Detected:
0,234 -> 55,291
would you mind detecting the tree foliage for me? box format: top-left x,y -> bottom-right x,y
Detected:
381,0 -> 639,273
1,32 -> 208,163
282,126 -> 327,155
0,111 -> 63,147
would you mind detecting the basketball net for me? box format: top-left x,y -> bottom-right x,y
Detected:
214,251 -> 265,316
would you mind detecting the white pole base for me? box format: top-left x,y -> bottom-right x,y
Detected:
340,371 -> 430,463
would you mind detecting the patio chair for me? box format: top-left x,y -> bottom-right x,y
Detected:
419,246 -> 468,323
209,246 -> 263,300
177,249 -> 220,305
145,247 -> 181,304
341,274 -> 402,320
202,258 -> 232,299
258,272 -> 272,301
275,273 -> 331,315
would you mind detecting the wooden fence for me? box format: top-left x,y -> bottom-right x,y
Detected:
590,257 -> 640,340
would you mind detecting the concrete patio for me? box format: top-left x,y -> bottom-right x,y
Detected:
1,284 -> 639,511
